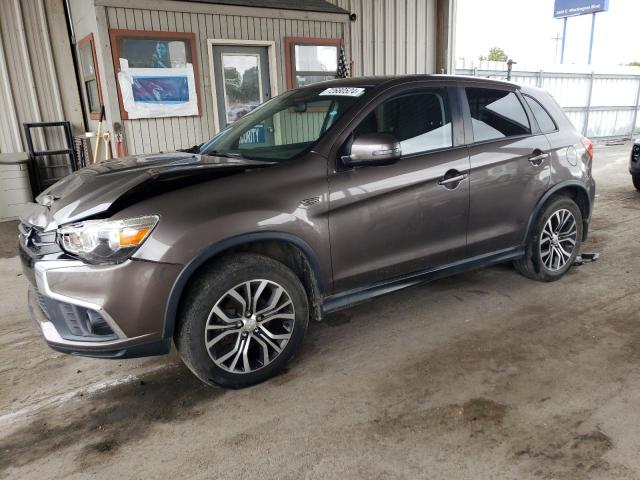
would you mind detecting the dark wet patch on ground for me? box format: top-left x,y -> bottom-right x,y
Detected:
0,220 -> 18,259
514,427 -> 616,479
0,364 -> 223,474
371,397 -> 508,436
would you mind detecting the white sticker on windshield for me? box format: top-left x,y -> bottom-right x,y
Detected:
319,87 -> 365,97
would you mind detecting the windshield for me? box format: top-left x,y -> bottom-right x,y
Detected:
200,86 -> 367,161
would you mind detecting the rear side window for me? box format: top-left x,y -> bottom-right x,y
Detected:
523,94 -> 557,133
465,88 -> 531,142
353,88 -> 452,156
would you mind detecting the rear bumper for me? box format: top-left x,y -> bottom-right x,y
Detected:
24,257 -> 182,358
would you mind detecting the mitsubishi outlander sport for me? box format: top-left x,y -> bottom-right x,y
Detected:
20,76 -> 596,388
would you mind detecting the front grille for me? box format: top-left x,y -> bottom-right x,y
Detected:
19,222 -> 61,257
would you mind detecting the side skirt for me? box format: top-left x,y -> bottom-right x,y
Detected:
321,247 -> 524,314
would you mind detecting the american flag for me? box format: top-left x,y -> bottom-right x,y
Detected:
336,45 -> 349,78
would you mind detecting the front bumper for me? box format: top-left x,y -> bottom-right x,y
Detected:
24,256 -> 182,358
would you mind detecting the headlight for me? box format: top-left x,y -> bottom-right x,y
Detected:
58,215 -> 159,264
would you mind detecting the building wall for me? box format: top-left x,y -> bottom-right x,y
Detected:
94,1 -> 348,155
0,0 -> 83,154
329,0 -> 438,76
0,0 -> 83,219
81,0 -> 448,155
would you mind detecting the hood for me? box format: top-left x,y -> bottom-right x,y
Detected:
25,152 -> 273,228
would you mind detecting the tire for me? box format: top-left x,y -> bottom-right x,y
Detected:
514,195 -> 583,282
633,174 -> 640,191
175,253 -> 309,389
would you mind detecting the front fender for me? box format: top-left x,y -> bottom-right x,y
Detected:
160,231 -> 326,340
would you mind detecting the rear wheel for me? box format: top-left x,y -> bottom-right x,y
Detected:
175,253 -> 308,388
633,174 -> 640,191
514,196 -> 583,282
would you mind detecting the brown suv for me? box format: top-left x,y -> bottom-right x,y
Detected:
20,76 -> 595,388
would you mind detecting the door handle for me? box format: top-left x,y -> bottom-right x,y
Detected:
528,152 -> 549,166
438,170 -> 468,188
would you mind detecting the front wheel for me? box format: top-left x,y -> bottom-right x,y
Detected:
175,253 -> 309,388
514,196 -> 583,282
633,174 -> 640,191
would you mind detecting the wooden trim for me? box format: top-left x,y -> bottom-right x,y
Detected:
78,33 -> 104,121
108,29 -> 202,120
283,36 -> 343,90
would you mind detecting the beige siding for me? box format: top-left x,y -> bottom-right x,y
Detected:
0,0 -> 82,154
328,0 -> 438,76
0,0 -> 83,218
105,6 -> 347,155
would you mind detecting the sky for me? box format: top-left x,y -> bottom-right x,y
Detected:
455,0 -> 640,67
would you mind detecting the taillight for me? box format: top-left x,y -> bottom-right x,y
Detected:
581,137 -> 593,159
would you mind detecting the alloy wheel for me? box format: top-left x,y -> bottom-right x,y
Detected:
539,208 -> 578,271
204,279 -> 295,374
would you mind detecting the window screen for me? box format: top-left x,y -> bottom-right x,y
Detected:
353,89 -> 452,156
466,88 -> 531,142
524,94 -> 557,133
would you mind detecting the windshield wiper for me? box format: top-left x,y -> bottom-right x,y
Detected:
177,143 -> 203,154
206,150 -> 245,159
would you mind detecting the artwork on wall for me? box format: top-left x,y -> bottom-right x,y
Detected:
109,29 -> 201,119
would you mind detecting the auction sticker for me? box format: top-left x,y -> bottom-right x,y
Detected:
319,87 -> 365,97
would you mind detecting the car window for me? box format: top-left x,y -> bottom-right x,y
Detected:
353,88 -> 452,156
523,94 -> 557,133
200,87 -> 366,161
465,88 -> 531,142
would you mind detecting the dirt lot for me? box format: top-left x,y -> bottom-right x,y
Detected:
1,142 -> 639,479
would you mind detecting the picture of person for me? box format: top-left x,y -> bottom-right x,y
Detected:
151,42 -> 169,68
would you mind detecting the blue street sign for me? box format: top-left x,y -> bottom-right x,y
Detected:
554,0 -> 609,18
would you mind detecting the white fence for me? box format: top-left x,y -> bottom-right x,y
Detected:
455,61 -> 640,139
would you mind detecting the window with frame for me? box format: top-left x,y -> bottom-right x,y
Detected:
466,88 -> 531,142
109,29 -> 201,120
77,33 -> 103,119
523,94 -> 558,133
352,88 -> 453,156
284,37 -> 342,89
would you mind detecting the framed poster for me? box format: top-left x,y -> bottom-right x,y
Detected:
109,30 -> 201,119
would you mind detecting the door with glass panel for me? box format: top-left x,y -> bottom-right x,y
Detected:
211,45 -> 272,137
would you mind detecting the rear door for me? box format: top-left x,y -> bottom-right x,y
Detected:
328,84 -> 470,292
462,86 -> 551,256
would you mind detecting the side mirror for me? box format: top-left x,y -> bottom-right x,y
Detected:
342,133 -> 401,167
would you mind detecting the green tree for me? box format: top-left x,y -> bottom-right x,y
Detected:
240,66 -> 259,102
487,47 -> 508,62
627,61 -> 640,67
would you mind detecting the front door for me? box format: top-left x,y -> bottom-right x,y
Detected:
211,45 -> 272,130
328,86 -> 470,292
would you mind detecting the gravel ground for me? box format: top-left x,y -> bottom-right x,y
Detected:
0,141 -> 638,479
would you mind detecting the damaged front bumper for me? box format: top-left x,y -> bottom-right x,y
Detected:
19,211 -> 182,358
